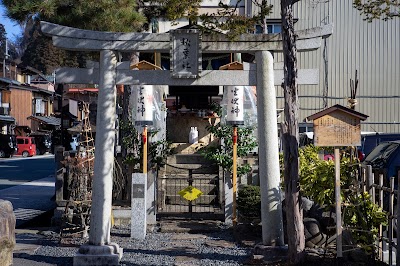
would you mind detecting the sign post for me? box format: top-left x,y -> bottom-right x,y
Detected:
307,104 -> 368,260
226,85 -> 245,225
134,85 -> 154,173
334,147 -> 342,257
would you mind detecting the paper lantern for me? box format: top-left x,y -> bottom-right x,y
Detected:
135,85 -> 154,126
226,86 -> 244,125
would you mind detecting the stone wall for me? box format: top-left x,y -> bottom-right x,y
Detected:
0,200 -> 16,266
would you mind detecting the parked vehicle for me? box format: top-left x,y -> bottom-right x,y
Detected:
29,133 -> 52,155
359,133 -> 400,160
362,141 -> 400,231
16,136 -> 37,157
0,134 -> 17,158
362,140 -> 400,182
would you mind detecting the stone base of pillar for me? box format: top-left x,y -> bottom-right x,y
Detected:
73,243 -> 123,266
253,244 -> 288,264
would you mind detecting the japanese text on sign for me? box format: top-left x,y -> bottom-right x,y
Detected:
226,86 -> 244,125
230,87 -> 240,117
314,112 -> 361,146
134,85 -> 154,126
170,29 -> 201,78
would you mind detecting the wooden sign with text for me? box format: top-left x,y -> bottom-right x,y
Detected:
307,105 -> 368,147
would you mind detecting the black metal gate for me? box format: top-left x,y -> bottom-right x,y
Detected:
157,163 -> 223,219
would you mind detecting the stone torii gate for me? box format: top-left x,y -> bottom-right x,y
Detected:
41,21 -> 332,265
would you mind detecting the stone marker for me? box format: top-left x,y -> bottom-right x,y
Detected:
0,199 -> 16,266
131,173 -> 147,239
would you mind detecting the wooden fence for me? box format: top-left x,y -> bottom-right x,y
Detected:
359,165 -> 399,265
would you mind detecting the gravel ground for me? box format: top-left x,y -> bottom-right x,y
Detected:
14,225 -> 253,266
14,223 -> 388,266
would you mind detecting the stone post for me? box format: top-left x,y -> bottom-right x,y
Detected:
0,200 -> 15,266
54,146 -> 65,204
74,50 -> 122,265
255,51 -> 284,246
131,173 -> 147,239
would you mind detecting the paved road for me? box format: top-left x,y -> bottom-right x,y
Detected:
0,154 -> 55,190
0,154 -> 56,227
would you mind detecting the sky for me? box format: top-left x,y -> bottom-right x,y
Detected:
0,4 -> 23,41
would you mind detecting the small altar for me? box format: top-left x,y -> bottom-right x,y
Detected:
166,110 -> 220,148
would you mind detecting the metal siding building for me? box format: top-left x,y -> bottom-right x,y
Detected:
253,0 -> 400,133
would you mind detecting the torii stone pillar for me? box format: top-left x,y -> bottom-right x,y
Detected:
74,50 -> 123,265
256,51 -> 284,245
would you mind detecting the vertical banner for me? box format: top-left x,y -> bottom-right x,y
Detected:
135,85 -> 154,126
226,86 -> 245,125
170,29 -> 202,78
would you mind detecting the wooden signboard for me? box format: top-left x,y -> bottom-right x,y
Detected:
307,104 -> 368,259
307,104 -> 368,147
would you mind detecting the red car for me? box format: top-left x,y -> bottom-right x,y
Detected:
16,136 -> 36,157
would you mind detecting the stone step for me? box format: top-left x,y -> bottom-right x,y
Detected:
160,176 -> 219,184
159,220 -> 224,233
166,164 -> 218,172
167,154 -> 214,165
169,143 -> 208,154
165,165 -> 218,174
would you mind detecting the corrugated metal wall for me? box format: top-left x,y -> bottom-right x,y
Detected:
253,0 -> 400,133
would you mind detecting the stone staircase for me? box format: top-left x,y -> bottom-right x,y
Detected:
158,145 -> 221,213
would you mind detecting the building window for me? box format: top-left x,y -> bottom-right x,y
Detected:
34,98 -> 45,115
299,123 -> 313,133
255,24 -> 282,34
0,90 -> 11,106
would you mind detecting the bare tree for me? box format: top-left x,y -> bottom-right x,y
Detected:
281,0 -> 305,264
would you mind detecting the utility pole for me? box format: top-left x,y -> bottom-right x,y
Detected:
3,38 -> 9,78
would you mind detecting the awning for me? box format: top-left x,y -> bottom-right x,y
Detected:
28,115 -> 61,126
67,122 -> 96,133
0,115 -> 16,123
0,77 -> 22,86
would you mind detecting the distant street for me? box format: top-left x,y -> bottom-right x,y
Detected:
0,154 -> 56,227
0,154 -> 55,190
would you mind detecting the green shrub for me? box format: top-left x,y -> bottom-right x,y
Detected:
200,101 -> 257,176
298,145 -> 387,256
237,145 -> 387,257
237,185 -> 261,219
120,120 -> 173,171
